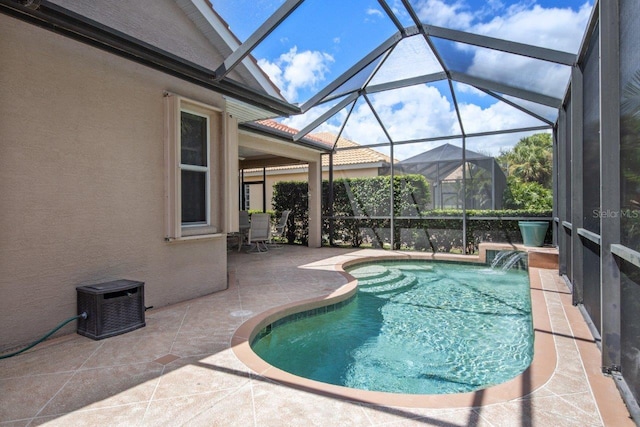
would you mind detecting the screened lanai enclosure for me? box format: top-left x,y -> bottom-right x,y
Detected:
381,143 -> 507,210
214,1 -> 640,417
215,0 -> 573,253
4,0 -> 637,419
554,0 -> 640,419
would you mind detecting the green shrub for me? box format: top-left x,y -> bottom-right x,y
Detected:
503,178 -> 553,210
273,175 -> 430,246
272,181 -> 308,244
273,176 -> 551,252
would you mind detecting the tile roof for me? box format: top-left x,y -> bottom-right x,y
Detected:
255,120 -> 329,146
312,132 -> 392,166
245,121 -> 391,172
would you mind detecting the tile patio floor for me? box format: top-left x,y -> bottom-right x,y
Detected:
0,246 -> 635,426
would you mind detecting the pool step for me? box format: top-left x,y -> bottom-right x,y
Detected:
347,265 -> 390,281
359,273 -> 417,295
357,268 -> 404,287
350,266 -> 418,295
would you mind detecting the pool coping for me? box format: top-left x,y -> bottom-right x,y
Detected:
231,251 -> 555,409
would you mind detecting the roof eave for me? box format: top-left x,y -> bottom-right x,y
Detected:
181,0 -> 286,100
0,0 -> 300,117
239,121 -> 333,153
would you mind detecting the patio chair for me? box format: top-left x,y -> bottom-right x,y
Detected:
269,210 -> 290,248
247,213 -> 271,253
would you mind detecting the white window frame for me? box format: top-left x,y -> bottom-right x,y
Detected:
180,108 -> 210,228
164,93 -> 222,240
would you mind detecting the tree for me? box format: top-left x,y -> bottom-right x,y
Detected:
499,133 -> 553,188
503,177 -> 553,210
499,133 -> 553,209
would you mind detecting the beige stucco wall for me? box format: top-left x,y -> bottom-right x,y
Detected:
50,0 -> 255,88
243,167 -> 381,211
0,15 -> 231,350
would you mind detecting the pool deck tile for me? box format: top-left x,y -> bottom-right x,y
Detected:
0,246 -> 635,426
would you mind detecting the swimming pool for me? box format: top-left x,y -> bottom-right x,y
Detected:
251,260 -> 533,394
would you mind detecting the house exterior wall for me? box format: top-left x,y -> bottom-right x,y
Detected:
243,167 -> 380,211
50,0 -> 254,89
0,14 -> 230,350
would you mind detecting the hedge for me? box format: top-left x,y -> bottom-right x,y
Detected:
272,177 -> 552,253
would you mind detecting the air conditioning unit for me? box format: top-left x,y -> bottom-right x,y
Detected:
76,279 -> 145,340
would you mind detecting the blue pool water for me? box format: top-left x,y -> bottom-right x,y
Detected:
251,261 -> 533,394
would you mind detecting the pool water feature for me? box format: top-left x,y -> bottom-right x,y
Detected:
251,261 -> 533,395
490,250 -> 528,270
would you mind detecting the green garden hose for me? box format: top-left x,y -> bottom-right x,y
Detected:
0,312 -> 87,360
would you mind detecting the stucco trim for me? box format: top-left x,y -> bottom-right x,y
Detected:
164,233 -> 226,243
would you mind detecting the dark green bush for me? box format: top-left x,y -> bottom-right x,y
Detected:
324,175 -> 431,247
503,177 -> 553,210
272,181 -> 309,244
273,176 -> 552,252
274,175 -> 430,246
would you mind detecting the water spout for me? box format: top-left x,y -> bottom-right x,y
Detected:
490,250 -> 526,271
490,250 -> 516,268
502,252 -> 527,270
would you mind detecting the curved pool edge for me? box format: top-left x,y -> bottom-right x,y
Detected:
231,252 -> 556,409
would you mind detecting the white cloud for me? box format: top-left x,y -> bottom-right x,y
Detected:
358,85 -> 550,157
265,2 -> 591,160
366,8 -> 384,18
283,82 -> 552,160
408,0 -> 591,42
452,3 -> 590,126
365,86 -> 459,141
453,82 -> 488,97
257,46 -> 334,103
257,59 -> 284,90
467,49 -> 572,97
471,3 -> 592,53
282,85 -> 460,160
459,99 -> 543,134
412,0 -> 474,29
501,95 -> 558,122
421,2 -> 591,97
306,86 -> 462,160
280,102 -> 342,135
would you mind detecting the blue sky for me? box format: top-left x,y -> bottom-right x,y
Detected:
210,0 -> 592,157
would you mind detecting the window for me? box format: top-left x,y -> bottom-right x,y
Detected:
181,111 -> 209,225
165,94 -> 223,239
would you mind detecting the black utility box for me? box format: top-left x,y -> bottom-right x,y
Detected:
76,279 -> 145,340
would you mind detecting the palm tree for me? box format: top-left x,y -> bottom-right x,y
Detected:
501,133 -> 553,188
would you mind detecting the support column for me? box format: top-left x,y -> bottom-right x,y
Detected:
462,137 -> 467,254
328,153 -> 334,246
262,167 -> 267,212
599,0 -> 621,371
308,158 -> 322,248
225,113 -> 239,232
571,66 -> 584,305
552,128 -> 558,247
557,107 -> 568,276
